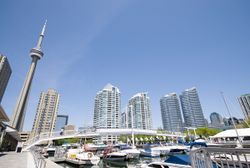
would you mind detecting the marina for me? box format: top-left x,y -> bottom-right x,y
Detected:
10,127 -> 246,168
0,4 -> 250,167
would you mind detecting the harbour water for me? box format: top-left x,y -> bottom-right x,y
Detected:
57,156 -> 167,168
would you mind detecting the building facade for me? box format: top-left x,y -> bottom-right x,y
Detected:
31,89 -> 60,138
55,115 -> 68,131
126,93 -> 152,130
121,112 -> 127,128
0,55 -> 12,104
63,125 -> 75,132
93,84 -> 121,142
210,112 -> 224,127
223,117 -> 241,126
93,84 -> 121,129
19,131 -> 30,142
180,87 -> 205,128
238,94 -> 250,119
160,93 -> 183,132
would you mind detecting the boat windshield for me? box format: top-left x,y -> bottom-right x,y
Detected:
165,154 -> 191,165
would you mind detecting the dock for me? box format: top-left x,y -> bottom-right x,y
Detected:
0,151 -> 62,168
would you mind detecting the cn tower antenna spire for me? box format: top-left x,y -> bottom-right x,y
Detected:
10,21 -> 47,131
36,20 -> 47,49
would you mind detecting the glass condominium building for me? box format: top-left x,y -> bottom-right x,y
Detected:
93,83 -> 121,129
0,55 -> 12,104
238,94 -> 250,119
126,92 -> 152,130
55,115 -> 68,131
160,93 -> 183,132
180,87 -> 205,128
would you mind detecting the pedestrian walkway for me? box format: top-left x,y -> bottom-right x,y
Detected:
0,152 -> 34,168
0,151 -> 61,168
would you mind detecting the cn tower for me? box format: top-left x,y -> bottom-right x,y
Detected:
11,21 -> 47,131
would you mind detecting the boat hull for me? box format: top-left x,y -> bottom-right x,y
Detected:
140,149 -> 160,157
121,149 -> 140,159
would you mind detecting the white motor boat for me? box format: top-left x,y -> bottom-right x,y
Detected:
140,149 -> 161,157
120,146 -> 140,159
84,143 -> 107,151
151,146 -> 171,155
46,146 -> 56,157
168,145 -> 188,153
119,144 -> 140,159
141,154 -> 192,168
66,149 -> 100,165
141,162 -> 191,168
103,151 -> 128,161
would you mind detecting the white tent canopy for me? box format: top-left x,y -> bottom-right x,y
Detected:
211,128 -> 250,138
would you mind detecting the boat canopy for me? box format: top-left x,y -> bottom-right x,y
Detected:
210,128 -> 250,138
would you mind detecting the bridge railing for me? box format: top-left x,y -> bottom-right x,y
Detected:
30,147 -> 47,168
190,147 -> 250,168
25,130 -> 78,148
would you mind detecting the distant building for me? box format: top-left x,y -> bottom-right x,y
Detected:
238,94 -> 250,119
180,87 -> 205,128
55,115 -> 68,131
160,93 -> 183,132
223,117 -> 241,126
0,55 -> 12,104
126,93 -> 152,130
31,89 -> 60,138
210,112 -> 224,127
121,112 -> 127,128
64,125 -> 75,132
93,84 -> 121,142
19,131 -> 30,142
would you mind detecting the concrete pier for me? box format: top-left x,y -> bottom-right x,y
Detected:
0,152 -> 34,168
0,152 -> 62,168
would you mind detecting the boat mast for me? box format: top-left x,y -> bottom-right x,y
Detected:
221,92 -> 242,147
130,105 -> 135,147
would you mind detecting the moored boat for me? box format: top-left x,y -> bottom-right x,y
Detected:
140,149 -> 161,157
150,145 -> 171,155
103,151 -> 128,161
141,154 -> 192,168
119,145 -> 140,159
46,146 -> 56,157
66,149 -> 100,165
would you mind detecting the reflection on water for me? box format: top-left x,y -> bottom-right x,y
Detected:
58,156 -> 167,168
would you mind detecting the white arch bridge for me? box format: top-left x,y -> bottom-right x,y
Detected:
24,128 -> 185,151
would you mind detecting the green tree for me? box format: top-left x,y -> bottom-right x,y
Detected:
54,138 -> 80,146
184,127 -> 221,138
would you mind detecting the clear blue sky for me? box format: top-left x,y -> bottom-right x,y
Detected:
1,0 -> 250,131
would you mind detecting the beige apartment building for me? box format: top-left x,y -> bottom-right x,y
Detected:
30,89 -> 60,138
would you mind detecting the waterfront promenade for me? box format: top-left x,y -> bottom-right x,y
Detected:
0,151 -> 61,168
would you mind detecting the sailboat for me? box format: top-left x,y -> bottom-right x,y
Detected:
120,107 -> 140,159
